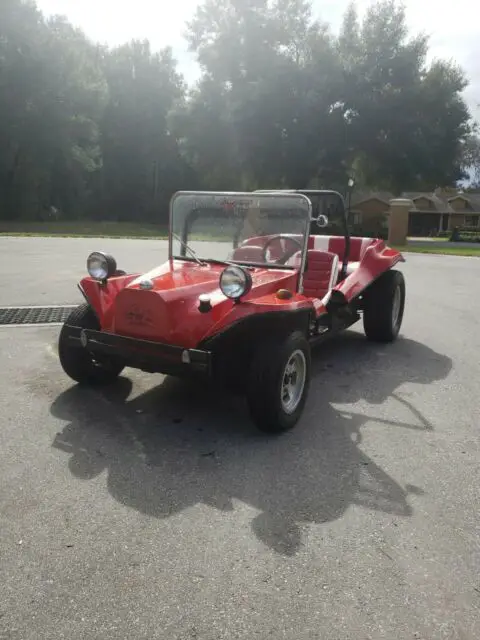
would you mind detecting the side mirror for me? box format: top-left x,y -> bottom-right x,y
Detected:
316,214 -> 329,228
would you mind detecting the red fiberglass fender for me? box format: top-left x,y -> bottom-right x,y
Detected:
78,261 -> 314,349
336,240 -> 405,302
198,293 -> 313,343
79,273 -> 141,327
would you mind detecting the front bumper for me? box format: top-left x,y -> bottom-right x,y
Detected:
63,325 -> 212,376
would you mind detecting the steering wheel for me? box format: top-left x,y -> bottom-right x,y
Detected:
262,235 -> 303,265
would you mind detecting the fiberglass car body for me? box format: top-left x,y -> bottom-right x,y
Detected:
58,189 -> 406,433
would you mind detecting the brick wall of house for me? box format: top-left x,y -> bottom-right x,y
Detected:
350,199 -> 389,235
448,214 -> 466,229
355,200 -> 389,216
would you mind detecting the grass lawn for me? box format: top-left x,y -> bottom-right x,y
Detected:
2,221 -> 480,256
407,236 -> 449,242
0,221 -> 229,242
0,221 -> 169,239
396,245 -> 480,257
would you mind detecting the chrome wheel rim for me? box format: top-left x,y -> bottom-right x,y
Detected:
392,285 -> 402,327
281,349 -> 307,414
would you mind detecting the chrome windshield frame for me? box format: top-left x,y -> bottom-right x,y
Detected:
168,191 -> 313,282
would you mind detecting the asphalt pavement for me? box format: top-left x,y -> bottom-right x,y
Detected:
0,237 -> 170,306
0,237 -> 479,639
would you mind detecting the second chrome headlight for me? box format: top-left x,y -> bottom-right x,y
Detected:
219,265 -> 252,300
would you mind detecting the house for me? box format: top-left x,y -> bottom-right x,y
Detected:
349,189 -> 480,237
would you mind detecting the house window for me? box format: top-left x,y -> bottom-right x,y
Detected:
352,212 -> 363,225
465,215 -> 480,228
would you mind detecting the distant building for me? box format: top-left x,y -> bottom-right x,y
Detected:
350,189 -> 480,237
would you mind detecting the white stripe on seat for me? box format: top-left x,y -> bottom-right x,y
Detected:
320,254 -> 339,305
346,261 -> 360,275
360,237 -> 372,259
312,235 -> 331,251
328,253 -> 339,290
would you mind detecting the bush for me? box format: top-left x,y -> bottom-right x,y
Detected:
449,227 -> 480,242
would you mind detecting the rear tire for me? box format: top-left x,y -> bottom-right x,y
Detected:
58,303 -> 125,385
247,330 -> 311,433
363,269 -> 405,342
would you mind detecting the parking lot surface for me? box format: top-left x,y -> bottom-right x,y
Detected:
0,237 -> 479,639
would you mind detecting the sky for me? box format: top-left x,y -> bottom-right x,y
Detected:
37,0 -> 479,122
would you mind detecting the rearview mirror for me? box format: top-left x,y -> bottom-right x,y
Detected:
316,214 -> 329,228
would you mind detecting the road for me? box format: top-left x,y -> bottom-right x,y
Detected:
0,236 -> 240,307
0,237 -> 170,306
0,237 -> 479,639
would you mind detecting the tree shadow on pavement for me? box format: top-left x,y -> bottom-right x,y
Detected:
51,332 -> 452,556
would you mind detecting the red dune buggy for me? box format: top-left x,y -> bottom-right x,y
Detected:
58,190 -> 405,433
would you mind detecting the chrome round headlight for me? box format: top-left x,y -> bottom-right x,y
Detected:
219,265 -> 252,300
87,251 -> 117,280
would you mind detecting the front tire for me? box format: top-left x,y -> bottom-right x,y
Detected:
58,303 -> 125,385
247,330 -> 311,434
363,269 -> 405,342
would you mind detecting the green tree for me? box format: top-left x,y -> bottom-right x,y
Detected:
337,0 -> 473,193
98,41 -> 186,223
0,1 -> 107,220
0,0 -> 476,224
458,133 -> 480,188
185,0 -> 347,190
172,76 -> 239,189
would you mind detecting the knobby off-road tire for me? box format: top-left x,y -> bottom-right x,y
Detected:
247,330 -> 311,434
58,303 -> 125,385
363,269 -> 405,343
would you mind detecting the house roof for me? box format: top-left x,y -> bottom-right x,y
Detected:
452,193 -> 480,210
351,190 -> 480,213
401,192 -> 452,212
351,191 -> 394,206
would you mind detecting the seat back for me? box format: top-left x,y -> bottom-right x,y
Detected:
310,235 -> 376,262
302,250 -> 339,300
346,237 -> 375,261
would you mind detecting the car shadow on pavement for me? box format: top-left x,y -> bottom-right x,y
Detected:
50,332 -> 452,556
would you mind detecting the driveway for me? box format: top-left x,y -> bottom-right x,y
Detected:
0,238 -> 479,639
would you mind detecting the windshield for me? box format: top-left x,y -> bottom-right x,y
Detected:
170,192 -> 311,268
254,189 -> 347,237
